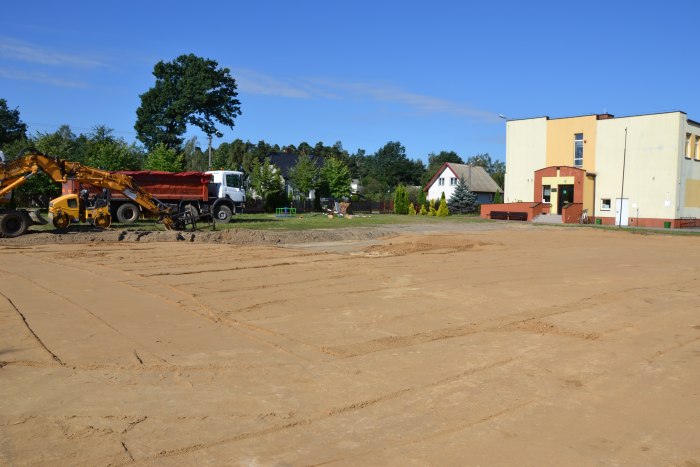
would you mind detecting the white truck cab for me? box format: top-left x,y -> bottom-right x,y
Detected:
206,170 -> 246,213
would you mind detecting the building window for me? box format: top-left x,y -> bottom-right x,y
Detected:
450,177 -> 458,186
574,133 -> 584,167
601,198 -> 611,211
695,136 -> 700,161
542,185 -> 551,203
686,134 -> 692,159
438,177 -> 444,186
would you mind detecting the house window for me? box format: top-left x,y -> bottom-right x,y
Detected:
450,177 -> 458,186
686,134 -> 692,159
695,136 -> 700,161
542,185 -> 551,203
574,133 -> 584,167
438,177 -> 445,186
601,198 -> 611,211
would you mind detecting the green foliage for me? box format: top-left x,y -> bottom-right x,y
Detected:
408,202 -> 416,215
144,143 -> 185,171
289,153 -> 319,200
419,203 -> 427,215
417,188 -> 427,211
83,126 -> 143,170
34,125 -> 86,161
493,191 -> 503,204
437,191 -> 449,217
0,98 -> 28,148
393,185 -> 410,214
321,157 -> 351,200
428,198 -> 436,216
135,53 -> 241,151
447,177 -> 479,214
250,157 -> 283,206
182,137 -> 208,171
363,141 -> 425,192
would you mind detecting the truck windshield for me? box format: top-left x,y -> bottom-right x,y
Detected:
225,173 -> 241,189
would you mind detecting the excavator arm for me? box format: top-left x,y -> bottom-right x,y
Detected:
0,151 -> 175,229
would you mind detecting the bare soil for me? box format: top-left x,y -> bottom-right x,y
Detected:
1,223 -> 699,466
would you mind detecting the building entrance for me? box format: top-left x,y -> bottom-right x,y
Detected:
557,185 -> 574,214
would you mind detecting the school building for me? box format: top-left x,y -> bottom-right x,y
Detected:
481,111 -> 700,228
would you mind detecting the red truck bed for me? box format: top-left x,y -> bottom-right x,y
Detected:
110,171 -> 211,201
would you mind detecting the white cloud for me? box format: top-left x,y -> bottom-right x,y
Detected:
0,67 -> 88,88
233,68 -> 312,99
234,68 -> 497,122
0,37 -> 105,68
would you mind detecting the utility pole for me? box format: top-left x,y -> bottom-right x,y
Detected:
208,134 -> 212,171
618,127 -> 628,228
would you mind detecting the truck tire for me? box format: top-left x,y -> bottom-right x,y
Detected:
0,210 -> 29,237
116,202 -> 140,224
214,205 -> 232,223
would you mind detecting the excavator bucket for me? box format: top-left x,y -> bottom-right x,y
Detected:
27,209 -> 48,226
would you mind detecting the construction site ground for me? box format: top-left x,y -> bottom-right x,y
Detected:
1,222 -> 699,466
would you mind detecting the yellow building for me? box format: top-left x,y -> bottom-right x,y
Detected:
502,111 -> 700,228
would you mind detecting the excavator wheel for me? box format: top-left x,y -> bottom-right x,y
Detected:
94,213 -> 111,229
52,213 -> 70,230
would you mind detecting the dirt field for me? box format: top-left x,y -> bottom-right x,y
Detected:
1,223 -> 699,466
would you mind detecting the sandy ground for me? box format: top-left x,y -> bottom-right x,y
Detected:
1,222 -> 699,466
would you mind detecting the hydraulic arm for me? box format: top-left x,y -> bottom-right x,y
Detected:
0,150 -> 175,230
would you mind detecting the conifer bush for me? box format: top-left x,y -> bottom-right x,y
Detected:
447,177 -> 479,214
428,199 -> 437,216
408,202 -> 416,215
437,191 -> 449,216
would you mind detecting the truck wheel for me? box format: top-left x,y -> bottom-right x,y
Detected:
0,211 -> 29,237
116,203 -> 140,223
215,205 -> 232,223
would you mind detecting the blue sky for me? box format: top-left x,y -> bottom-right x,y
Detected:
1,1 -> 698,163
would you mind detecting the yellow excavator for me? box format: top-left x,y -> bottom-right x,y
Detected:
0,149 -> 176,237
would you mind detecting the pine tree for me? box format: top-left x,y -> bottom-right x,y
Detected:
428,198 -> 437,216
420,204 -> 427,215
408,202 -> 416,215
447,177 -> 479,214
437,191 -> 449,217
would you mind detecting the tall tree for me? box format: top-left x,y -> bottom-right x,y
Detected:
0,98 -> 28,148
363,141 -> 422,193
135,54 -> 242,151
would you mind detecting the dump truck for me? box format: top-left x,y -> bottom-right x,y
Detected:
63,169 -> 246,224
0,150 -> 178,237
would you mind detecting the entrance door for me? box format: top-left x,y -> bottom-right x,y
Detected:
615,198 -> 629,226
557,185 -> 574,214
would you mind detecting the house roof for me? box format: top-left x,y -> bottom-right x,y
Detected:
269,152 -> 324,178
424,163 -> 502,193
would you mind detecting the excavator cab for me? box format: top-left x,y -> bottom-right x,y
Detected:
49,189 -> 112,229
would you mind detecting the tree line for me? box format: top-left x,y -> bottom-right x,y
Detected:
0,53 -> 504,209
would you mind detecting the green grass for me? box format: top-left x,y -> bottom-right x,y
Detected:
186,213 -> 488,231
